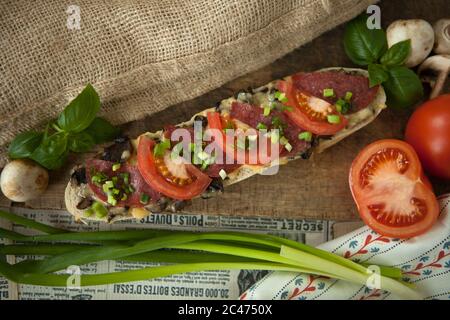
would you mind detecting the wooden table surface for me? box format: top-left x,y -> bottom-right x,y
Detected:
1,0 -> 448,221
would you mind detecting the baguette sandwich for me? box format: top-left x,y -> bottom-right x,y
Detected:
65,67 -> 386,223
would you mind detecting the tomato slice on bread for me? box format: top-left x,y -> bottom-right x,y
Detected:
137,136 -> 212,200
206,111 -> 275,165
277,80 -> 347,135
349,139 -> 439,239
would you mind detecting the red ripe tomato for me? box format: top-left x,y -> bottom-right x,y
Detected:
405,94 -> 450,180
276,80 -> 347,135
206,111 -> 275,165
349,139 -> 439,239
137,136 -> 211,200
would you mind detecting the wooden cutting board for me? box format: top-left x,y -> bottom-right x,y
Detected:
1,0 -> 449,220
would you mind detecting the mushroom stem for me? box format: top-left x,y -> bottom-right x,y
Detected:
418,54 -> 450,99
431,68 -> 449,99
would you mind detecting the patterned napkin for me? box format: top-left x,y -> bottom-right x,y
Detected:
241,194 -> 450,300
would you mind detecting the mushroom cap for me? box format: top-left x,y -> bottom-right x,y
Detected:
0,159 -> 49,202
387,19 -> 435,68
433,19 -> 450,55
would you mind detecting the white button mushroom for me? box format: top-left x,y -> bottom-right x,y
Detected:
0,159 -> 49,202
433,19 -> 450,55
387,19 -> 435,68
418,54 -> 450,99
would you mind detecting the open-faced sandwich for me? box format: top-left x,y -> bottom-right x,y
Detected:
65,67 -> 387,223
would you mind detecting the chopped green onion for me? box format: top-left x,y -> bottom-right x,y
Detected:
140,193 -> 150,205
219,169 -> 227,180
125,185 -> 134,194
153,139 -> 171,157
271,116 -> 286,129
323,88 -> 334,97
201,161 -> 209,170
107,195 -> 117,206
274,91 -> 288,103
197,151 -> 210,161
91,173 -> 107,185
120,173 -> 130,185
327,114 -> 341,124
104,181 -> 114,189
263,105 -> 271,116
189,142 -> 196,152
102,180 -> 114,193
121,193 -> 128,201
284,143 -> 293,152
112,188 -> 120,195
112,163 -> 121,171
345,91 -> 353,101
256,123 -> 267,130
278,105 -> 293,112
83,208 -> 94,217
91,202 -> 108,218
298,131 -> 312,142
279,136 -> 289,145
102,184 -> 110,194
335,99 -> 350,114
270,130 -> 279,144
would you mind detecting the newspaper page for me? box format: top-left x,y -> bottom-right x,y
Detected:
0,206 -> 333,300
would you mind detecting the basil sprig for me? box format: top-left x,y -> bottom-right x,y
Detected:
8,84 -> 120,170
344,14 -> 423,108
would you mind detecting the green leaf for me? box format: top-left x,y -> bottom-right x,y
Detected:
380,40 -> 411,67
368,64 -> 389,87
68,132 -> 95,153
84,117 -> 120,144
57,84 -> 100,133
383,66 -> 424,108
8,132 -> 43,159
30,133 -> 69,170
343,14 -> 387,66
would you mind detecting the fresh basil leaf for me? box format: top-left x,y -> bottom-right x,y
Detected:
30,133 -> 68,170
380,40 -> 411,67
8,131 -> 43,159
343,14 -> 387,66
57,84 -> 100,133
368,64 -> 389,87
84,117 -> 120,144
68,132 -> 95,153
383,66 -> 424,108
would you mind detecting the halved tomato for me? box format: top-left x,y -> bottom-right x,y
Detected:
349,139 -> 439,239
206,111 -> 276,165
137,136 -> 212,200
277,80 -> 347,135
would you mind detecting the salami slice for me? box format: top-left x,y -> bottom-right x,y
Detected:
291,71 -> 378,112
230,101 -> 310,157
86,159 -> 160,207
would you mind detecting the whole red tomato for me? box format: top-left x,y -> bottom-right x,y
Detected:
405,94 -> 450,180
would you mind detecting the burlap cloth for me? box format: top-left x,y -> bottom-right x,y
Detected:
0,0 -> 377,167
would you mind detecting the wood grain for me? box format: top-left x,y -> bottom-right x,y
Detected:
1,0 -> 449,221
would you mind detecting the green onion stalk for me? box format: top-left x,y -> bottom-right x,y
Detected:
0,209 -> 421,299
